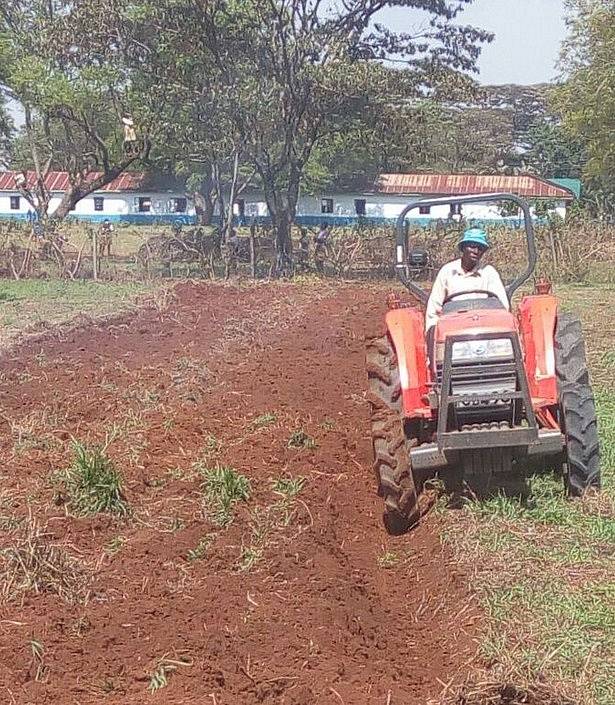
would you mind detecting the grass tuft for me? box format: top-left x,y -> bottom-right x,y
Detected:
201,465 -> 251,527
251,413 -> 278,429
148,655 -> 192,693
57,441 -> 129,517
287,429 -> 316,449
272,476 -> 306,500
186,534 -> 214,563
377,551 -> 399,569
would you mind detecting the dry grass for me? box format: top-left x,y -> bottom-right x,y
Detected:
0,514 -> 89,604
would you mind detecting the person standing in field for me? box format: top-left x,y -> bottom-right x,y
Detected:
314,222 -> 330,274
98,219 -> 114,258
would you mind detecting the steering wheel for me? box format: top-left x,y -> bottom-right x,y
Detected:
442,290 -> 499,305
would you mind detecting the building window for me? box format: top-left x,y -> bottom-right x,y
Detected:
10,196 -> 20,210
173,197 -> 187,213
321,198 -> 333,214
354,198 -> 366,216
94,197 -> 104,212
450,203 -> 462,216
138,197 -> 151,213
419,205 -> 431,215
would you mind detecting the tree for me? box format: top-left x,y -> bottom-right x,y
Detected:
553,0 -> 615,200
0,1 -> 168,221
144,0 -> 491,265
0,94 -> 13,167
524,122 -> 586,178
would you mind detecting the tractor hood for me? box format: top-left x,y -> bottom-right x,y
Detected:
435,309 -> 517,342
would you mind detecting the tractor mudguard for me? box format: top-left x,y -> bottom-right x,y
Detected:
385,307 -> 431,418
518,294 -> 558,406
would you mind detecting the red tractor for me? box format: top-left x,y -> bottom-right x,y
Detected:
367,194 -> 600,534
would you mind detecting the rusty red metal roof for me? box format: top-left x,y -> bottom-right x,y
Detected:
0,171 -> 146,192
375,173 -> 575,200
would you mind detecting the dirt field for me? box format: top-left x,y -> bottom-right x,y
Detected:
0,281 -> 481,705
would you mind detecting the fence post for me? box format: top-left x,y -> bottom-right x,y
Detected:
249,220 -> 256,279
91,227 -> 98,281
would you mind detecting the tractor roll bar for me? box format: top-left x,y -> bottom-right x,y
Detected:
394,193 -> 537,305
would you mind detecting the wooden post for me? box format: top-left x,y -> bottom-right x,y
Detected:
249,220 -> 256,279
92,227 -> 98,281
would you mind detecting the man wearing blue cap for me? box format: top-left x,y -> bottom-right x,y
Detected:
425,227 -> 509,333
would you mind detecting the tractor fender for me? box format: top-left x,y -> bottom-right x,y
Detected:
385,307 -> 432,418
518,294 -> 558,406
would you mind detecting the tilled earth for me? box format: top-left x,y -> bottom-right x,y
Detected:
0,281 -> 479,705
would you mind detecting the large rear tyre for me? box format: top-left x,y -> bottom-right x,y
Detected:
366,335 -> 420,535
554,312 -> 600,495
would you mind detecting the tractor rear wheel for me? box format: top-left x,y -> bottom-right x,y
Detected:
554,312 -> 600,495
366,335 -> 420,535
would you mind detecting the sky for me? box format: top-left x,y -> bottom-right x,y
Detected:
379,0 -> 568,85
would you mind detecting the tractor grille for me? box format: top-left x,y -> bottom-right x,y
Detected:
437,360 -> 518,418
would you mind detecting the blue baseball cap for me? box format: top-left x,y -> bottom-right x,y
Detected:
459,227 -> 490,250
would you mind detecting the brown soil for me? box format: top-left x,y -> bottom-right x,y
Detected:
0,281 -> 480,705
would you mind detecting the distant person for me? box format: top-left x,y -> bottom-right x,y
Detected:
98,219 -> 114,258
314,222 -> 330,274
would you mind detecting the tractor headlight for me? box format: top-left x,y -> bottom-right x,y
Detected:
451,338 -> 513,363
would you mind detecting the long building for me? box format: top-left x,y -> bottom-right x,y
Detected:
0,171 -> 578,226
0,171 -> 195,224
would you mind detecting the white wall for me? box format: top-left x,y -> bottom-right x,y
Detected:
241,191 -> 568,221
0,190 -> 195,216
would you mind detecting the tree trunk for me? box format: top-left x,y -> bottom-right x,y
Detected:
261,168 -> 300,275
193,191 -> 214,225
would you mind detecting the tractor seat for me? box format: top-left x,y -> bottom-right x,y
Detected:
442,297 -> 506,314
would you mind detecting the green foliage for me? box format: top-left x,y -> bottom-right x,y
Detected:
200,465 -> 251,526
554,1 -> 615,210
250,413 -> 277,429
0,1 -> 169,219
59,442 -> 129,517
272,476 -> 306,500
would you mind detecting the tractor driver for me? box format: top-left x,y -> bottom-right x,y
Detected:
425,227 -> 509,339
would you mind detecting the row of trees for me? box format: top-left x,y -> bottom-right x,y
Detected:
0,0 -> 613,260
0,0 -> 495,258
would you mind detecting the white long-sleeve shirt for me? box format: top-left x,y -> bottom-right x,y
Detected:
425,258 -> 509,332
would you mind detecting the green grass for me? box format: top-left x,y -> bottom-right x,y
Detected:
442,284 -> 615,705
200,465 -> 251,527
0,279 -> 153,347
236,476 -> 307,572
58,442 -> 129,517
446,387 -> 615,705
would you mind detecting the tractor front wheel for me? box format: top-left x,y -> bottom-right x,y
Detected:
366,335 -> 420,535
554,312 -> 601,495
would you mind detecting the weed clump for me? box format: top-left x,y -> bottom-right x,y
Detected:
186,534 -> 214,563
57,442 -> 129,517
201,465 -> 251,526
287,429 -> 316,449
